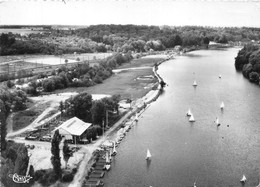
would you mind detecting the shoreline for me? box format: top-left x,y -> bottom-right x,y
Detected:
68,58 -> 169,187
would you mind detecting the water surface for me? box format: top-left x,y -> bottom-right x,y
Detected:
104,48 -> 260,187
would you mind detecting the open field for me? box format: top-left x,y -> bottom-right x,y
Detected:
118,57 -> 167,69
0,53 -> 112,76
0,28 -> 46,35
0,53 -> 112,64
54,57 -> 165,99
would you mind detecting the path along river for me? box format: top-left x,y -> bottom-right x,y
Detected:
103,48 -> 260,187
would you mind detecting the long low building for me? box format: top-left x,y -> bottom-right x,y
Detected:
52,117 -> 92,143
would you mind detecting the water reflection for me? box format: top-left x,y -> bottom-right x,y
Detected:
146,159 -> 151,171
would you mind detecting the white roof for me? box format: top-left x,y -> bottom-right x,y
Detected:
53,117 -> 91,136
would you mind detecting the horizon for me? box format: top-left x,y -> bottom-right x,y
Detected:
0,0 -> 260,28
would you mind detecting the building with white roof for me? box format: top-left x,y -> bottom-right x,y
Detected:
52,117 -> 92,142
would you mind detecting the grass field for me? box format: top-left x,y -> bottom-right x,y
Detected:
55,57 -> 165,100
117,57 -> 164,69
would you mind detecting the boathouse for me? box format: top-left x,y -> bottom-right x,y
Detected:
52,117 -> 92,143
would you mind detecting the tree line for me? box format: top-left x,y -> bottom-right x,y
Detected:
235,44 -> 260,84
10,52 -> 132,94
1,25 -> 260,56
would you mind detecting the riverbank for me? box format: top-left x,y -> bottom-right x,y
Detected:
67,57 -> 169,187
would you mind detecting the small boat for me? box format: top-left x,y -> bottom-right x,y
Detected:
105,151 -> 110,164
189,114 -> 195,122
146,149 -> 152,160
256,181 -> 260,187
193,80 -> 197,87
219,74 -> 222,78
104,164 -> 111,171
240,174 -> 247,183
220,102 -> 225,109
186,109 -> 192,116
193,182 -> 196,187
134,113 -> 139,122
109,148 -> 112,161
112,142 -> 117,156
215,117 -> 220,126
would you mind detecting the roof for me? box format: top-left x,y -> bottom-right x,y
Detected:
53,117 -> 92,136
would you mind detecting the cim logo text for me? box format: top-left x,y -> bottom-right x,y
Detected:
8,173 -> 33,183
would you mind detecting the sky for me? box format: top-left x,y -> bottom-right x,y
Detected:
0,0 -> 260,27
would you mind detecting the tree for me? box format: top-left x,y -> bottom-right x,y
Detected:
202,36 -> 210,48
59,101 -> 64,114
65,59 -> 68,66
235,44 -> 259,70
62,140 -> 72,169
91,100 -> 106,126
242,63 -> 253,78
249,72 -> 259,83
14,145 -> 29,176
68,92 -> 92,122
1,143 -> 34,187
0,89 -> 27,152
0,99 -> 7,152
51,130 -> 62,180
42,78 -> 55,92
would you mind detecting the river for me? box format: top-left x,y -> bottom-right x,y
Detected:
103,48 -> 260,187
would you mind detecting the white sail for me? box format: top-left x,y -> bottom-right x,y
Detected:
215,117 -> 220,126
112,142 -> 117,155
186,109 -> 192,116
189,114 -> 195,122
240,175 -> 247,183
105,164 -> 111,171
146,149 -> 151,160
193,80 -> 197,86
105,151 -> 110,164
220,102 -> 225,109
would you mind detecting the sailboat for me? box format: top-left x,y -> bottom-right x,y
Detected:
220,102 -> 225,109
104,151 -> 111,170
146,149 -> 152,160
186,109 -> 192,116
193,182 -> 197,187
240,174 -> 247,183
112,142 -> 117,156
193,80 -> 197,87
109,148 -> 112,161
105,151 -> 110,164
189,114 -> 195,122
215,117 -> 220,126
134,113 -> 139,122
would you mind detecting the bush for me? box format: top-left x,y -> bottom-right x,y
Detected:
34,169 -> 46,181
6,80 -> 14,88
61,173 -> 74,182
249,72 -> 259,83
37,170 -> 57,186
93,75 -> 103,84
